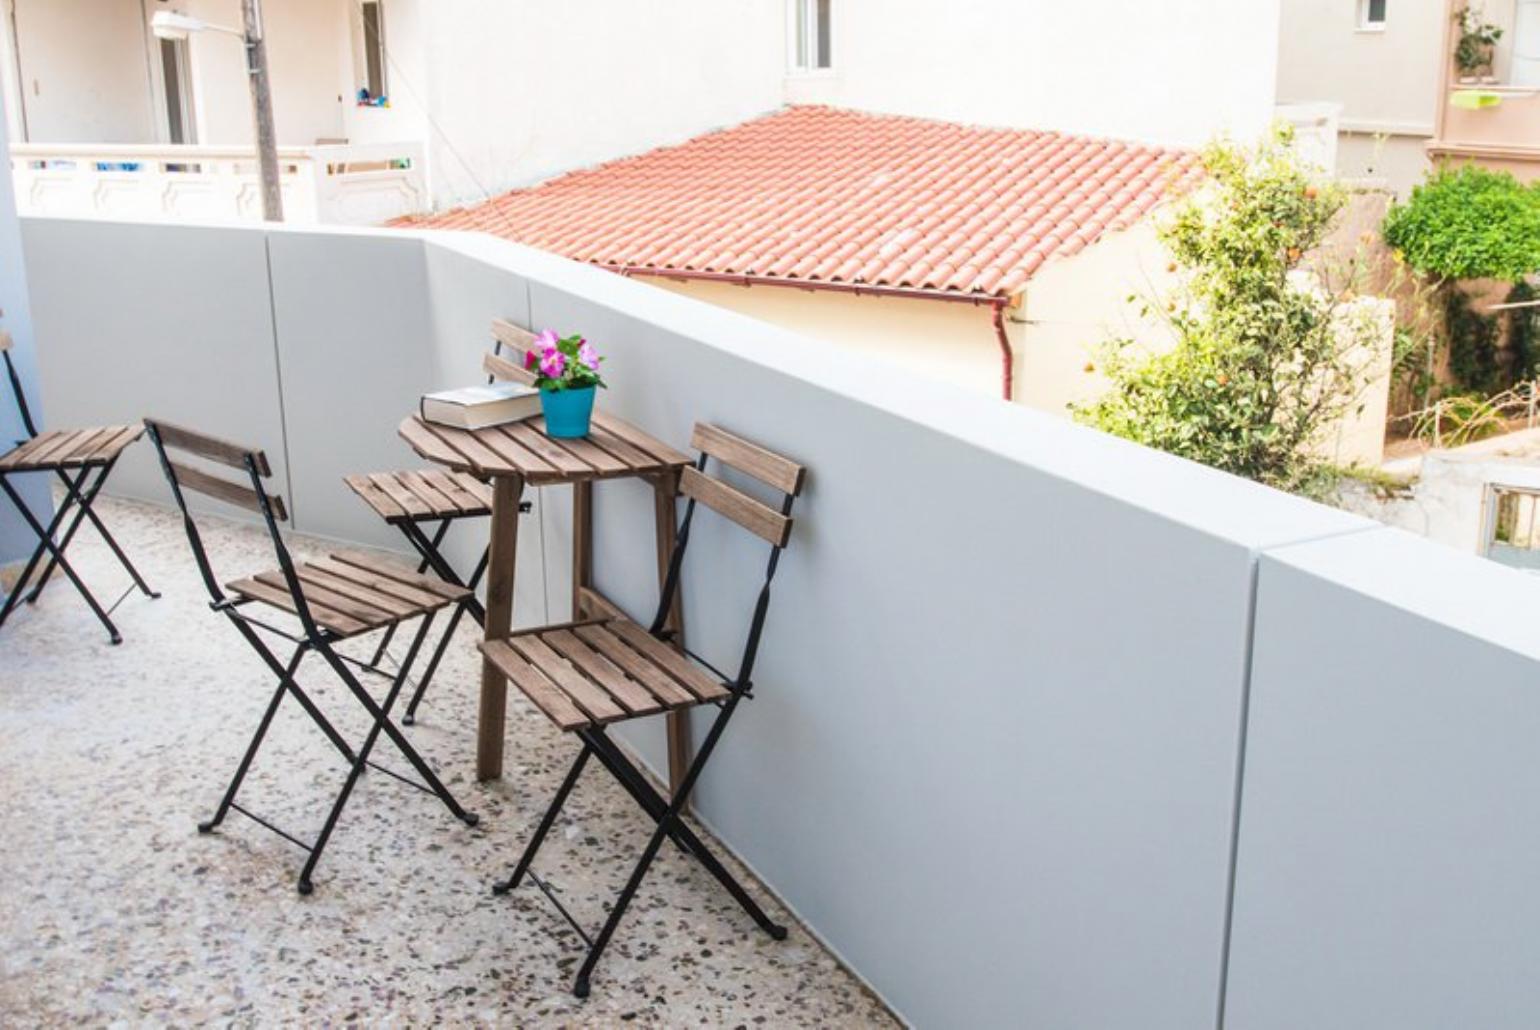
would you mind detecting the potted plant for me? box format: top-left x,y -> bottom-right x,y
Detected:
524,329 -> 605,438
1454,3 -> 1504,84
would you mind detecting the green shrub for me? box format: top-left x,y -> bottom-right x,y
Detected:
1382,166 -> 1540,282
1072,128 -> 1383,499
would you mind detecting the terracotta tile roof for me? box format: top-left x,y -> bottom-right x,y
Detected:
398,106 -> 1202,300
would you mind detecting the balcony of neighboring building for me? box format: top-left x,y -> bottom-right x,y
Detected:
1431,0 -> 1540,180
0,0 -> 428,223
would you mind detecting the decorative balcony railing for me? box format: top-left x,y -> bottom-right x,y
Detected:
8,141 -> 427,225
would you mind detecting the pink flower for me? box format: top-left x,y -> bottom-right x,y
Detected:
577,340 -> 600,369
523,349 -> 537,370
539,347 -> 566,379
533,329 -> 559,351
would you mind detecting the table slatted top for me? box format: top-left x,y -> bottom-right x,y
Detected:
399,412 -> 690,485
0,425 -> 143,472
344,469 -> 492,523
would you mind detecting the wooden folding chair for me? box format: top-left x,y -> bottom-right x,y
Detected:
483,423 -> 806,997
0,327 -> 157,644
144,418 -> 480,895
342,319 -> 534,724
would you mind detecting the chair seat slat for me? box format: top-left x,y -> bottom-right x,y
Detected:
505,633 -> 629,722
573,623 -> 698,707
543,628 -> 666,716
482,640 -> 593,731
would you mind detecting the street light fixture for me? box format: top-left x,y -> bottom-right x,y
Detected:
150,4 -> 283,222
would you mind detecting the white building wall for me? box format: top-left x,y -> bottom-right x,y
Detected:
413,0 -> 786,209
784,0 -> 1284,147
4,0 -> 155,143
1275,0 -> 1444,193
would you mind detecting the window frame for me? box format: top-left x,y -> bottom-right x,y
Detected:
787,0 -> 833,75
1357,0 -> 1387,33
355,0 -> 388,101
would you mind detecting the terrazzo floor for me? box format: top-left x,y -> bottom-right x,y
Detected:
0,495 -> 895,1027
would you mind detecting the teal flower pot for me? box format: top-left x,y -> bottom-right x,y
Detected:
540,385 -> 596,438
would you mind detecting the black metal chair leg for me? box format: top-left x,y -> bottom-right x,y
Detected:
586,731 -> 782,934
494,746 -> 591,895
28,460 -> 157,605
199,644 -> 307,834
0,473 -> 122,643
228,618 -> 355,765
315,627 -> 479,827
297,614 -> 434,895
17,466 -> 102,605
0,470 -> 83,623
402,595 -> 472,724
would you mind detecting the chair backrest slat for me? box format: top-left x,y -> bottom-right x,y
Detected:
168,459 -> 288,521
679,465 -> 791,547
690,423 -> 805,495
152,420 -> 274,477
145,419 -> 287,522
491,318 -> 537,355
484,349 -> 536,385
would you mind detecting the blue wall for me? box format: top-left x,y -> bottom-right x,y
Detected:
0,91 -> 49,568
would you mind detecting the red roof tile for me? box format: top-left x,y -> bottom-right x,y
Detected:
398,106 -> 1202,300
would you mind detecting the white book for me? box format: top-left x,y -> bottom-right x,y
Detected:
420,382 -> 541,430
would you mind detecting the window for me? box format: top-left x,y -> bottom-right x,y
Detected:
354,1 -> 387,102
1483,485 -> 1540,572
791,0 -> 832,71
159,37 -> 195,144
1358,0 -> 1387,30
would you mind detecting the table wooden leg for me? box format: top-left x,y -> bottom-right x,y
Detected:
477,474 -> 524,781
572,480 -> 592,619
652,471 -> 691,795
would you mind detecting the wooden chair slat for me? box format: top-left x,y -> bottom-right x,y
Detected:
573,623 -> 697,707
543,628 -> 666,716
0,431 -> 61,469
55,427 -> 114,464
344,473 -> 407,521
329,549 -> 468,600
293,566 -> 418,617
481,640 -> 592,731
26,429 -> 94,466
506,633 -> 628,722
592,412 -> 691,467
170,460 -> 288,521
226,576 -> 366,636
606,617 -> 729,701
368,471 -> 431,517
423,469 -> 490,512
483,350 -> 537,385
395,469 -> 462,514
255,570 -> 398,626
82,425 -> 144,464
149,420 -> 272,477
490,318 -> 538,356
679,466 -> 791,547
307,555 -> 444,607
691,423 -> 805,495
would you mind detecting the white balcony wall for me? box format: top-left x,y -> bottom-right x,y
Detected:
1225,530 -> 1540,1029
17,214 -> 1540,1028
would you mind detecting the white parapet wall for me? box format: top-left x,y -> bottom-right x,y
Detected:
9,142 -> 427,225
17,214 -> 1540,1029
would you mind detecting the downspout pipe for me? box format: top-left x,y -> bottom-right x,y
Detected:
992,298 -> 1014,402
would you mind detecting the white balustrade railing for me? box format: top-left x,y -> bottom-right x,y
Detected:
8,141 -> 427,225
